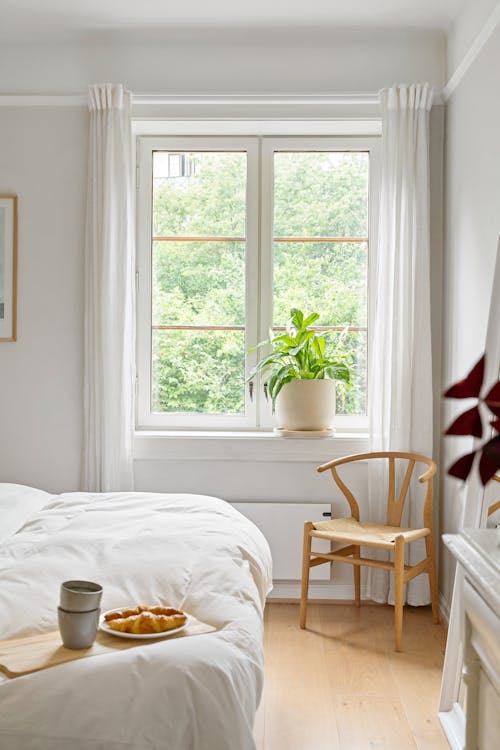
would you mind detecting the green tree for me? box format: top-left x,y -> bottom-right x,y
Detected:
151,150 -> 368,416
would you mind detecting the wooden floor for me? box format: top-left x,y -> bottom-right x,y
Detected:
254,602 -> 448,750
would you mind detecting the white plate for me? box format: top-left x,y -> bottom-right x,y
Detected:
99,607 -> 189,640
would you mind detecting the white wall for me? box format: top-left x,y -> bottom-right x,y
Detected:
0,107 -> 87,492
440,9 -> 500,604
0,28 -> 445,95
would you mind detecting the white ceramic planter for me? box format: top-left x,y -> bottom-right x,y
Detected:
274,378 -> 336,431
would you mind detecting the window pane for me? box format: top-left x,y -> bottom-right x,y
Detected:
272,150 -> 369,418
273,152 -> 369,238
327,330 -> 367,416
152,151 -> 247,237
273,242 -> 367,327
150,149 -> 248,419
152,330 -> 245,415
152,241 -> 245,326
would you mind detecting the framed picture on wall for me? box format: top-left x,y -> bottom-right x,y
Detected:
0,195 -> 18,342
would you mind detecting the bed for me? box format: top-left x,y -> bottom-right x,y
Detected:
0,484 -> 272,750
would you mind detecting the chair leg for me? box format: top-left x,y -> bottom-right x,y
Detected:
394,536 -> 405,652
425,533 -> 440,624
353,545 -> 361,607
299,522 -> 313,629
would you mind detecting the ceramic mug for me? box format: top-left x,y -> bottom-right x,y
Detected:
58,606 -> 100,649
60,580 -> 103,613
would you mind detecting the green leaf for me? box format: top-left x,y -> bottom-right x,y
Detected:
325,362 -> 351,384
247,339 -> 271,354
312,334 -> 325,359
269,368 -> 297,411
289,308 -> 304,328
289,335 -> 313,356
302,312 -> 320,328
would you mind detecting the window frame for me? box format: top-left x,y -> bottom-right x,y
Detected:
136,132 -> 379,432
136,136 -> 260,429
258,136 -> 379,431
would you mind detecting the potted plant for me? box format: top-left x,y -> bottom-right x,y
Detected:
248,308 -> 351,432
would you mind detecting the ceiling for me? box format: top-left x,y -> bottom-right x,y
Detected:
2,0 -> 466,42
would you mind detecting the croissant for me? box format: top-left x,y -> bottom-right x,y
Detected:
104,606 -> 146,622
104,605 -> 183,622
106,607 -> 187,634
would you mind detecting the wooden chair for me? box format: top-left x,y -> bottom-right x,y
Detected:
299,451 -> 439,651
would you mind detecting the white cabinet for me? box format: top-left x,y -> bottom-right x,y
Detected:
232,502 -> 332,581
443,530 -> 500,750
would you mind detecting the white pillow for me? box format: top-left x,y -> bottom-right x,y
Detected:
0,483 -> 52,543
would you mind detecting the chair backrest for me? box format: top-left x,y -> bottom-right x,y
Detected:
317,451 -> 437,529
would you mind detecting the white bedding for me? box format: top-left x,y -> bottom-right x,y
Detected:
0,486 -> 272,750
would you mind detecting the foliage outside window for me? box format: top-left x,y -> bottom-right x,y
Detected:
152,151 -> 247,415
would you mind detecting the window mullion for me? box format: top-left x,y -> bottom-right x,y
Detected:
244,138 -> 260,428
136,139 -> 154,430
257,138 -> 276,428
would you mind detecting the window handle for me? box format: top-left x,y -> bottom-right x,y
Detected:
249,380 -> 254,402
263,382 -> 269,401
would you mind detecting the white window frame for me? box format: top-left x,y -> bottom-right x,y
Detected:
136,136 -> 259,429
258,136 -> 379,432
136,130 -> 379,432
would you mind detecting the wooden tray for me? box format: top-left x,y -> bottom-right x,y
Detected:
0,615 -> 216,678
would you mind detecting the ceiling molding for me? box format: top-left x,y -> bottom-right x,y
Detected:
0,92 -> 380,108
444,0 -> 500,101
0,94 -> 87,107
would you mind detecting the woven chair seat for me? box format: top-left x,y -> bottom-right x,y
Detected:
311,516 -> 431,549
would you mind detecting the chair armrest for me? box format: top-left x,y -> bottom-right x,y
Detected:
317,453 -> 372,473
317,452 -> 437,483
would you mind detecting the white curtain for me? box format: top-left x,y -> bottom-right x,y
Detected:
83,84 -> 135,491
368,83 -> 434,605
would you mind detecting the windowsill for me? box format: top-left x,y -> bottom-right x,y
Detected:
134,429 -> 369,462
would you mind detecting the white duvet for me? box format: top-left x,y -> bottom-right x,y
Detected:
0,484 -> 272,750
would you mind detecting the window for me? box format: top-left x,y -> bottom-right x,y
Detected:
136,135 -> 378,430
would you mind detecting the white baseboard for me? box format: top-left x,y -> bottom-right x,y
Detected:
268,581 -> 367,600
439,703 -> 465,750
268,581 -> 450,610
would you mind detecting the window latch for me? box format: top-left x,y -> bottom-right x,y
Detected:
263,382 -> 269,401
249,380 -> 254,402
